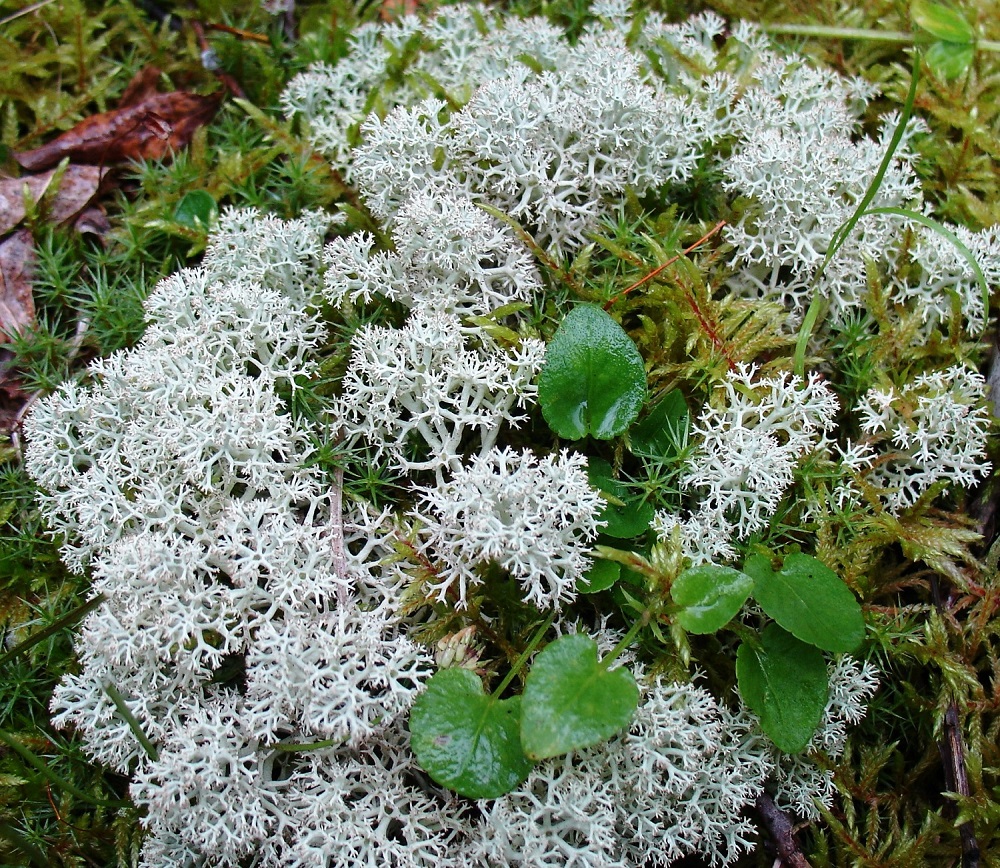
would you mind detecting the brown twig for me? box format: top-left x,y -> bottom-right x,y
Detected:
603,219 -> 726,310
930,575 -> 981,868
204,22 -> 271,43
939,704 -> 981,868
754,793 -> 812,867
191,21 -> 247,100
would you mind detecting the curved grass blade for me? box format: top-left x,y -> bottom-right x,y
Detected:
794,60 -> 920,374
0,594 -> 104,667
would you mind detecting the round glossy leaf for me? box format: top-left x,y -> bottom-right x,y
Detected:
744,553 -> 864,653
173,190 -> 217,229
409,668 -> 532,799
736,624 -> 828,754
538,305 -> 646,440
521,634 -> 638,760
587,458 -> 654,538
577,558 -> 620,594
671,564 -> 753,634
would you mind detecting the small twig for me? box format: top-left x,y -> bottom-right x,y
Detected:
930,575 -> 981,868
328,430 -> 349,609
755,793 -> 812,868
604,220 -> 726,310
205,22 -> 270,43
0,0 -> 58,27
940,704 -> 981,868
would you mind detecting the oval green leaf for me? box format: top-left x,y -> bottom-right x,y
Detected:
736,624 -> 828,753
925,40 -> 975,80
744,553 -> 864,653
520,634 -> 638,761
578,558 -> 620,594
538,305 -> 647,440
587,458 -> 654,538
173,190 -> 217,229
911,0 -> 974,43
671,564 -> 753,635
409,668 -> 533,799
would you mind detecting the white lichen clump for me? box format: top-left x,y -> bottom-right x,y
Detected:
415,446 -> 604,608
847,364 -> 993,512
653,365 -> 840,565
21,1 -> 998,866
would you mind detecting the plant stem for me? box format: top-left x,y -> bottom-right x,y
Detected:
104,683 -> 159,762
0,730 -> 129,809
761,23 -> 1000,53
492,611 -> 556,698
603,608 -> 651,669
762,24 -> 913,42
794,56 -> 920,375
0,594 -> 105,667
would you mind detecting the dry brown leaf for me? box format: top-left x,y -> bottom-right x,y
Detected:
14,90 -> 224,171
0,229 -> 37,343
73,205 -> 112,239
0,165 -> 109,235
119,66 -> 164,109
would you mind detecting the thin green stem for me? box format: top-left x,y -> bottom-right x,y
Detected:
794,58 -> 920,375
492,611 -> 556,698
270,737 -> 343,752
0,594 -> 105,667
761,23 -> 1000,53
603,608 -> 652,669
762,23 -> 915,42
103,683 -> 159,762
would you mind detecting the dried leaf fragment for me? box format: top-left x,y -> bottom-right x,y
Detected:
14,90 -> 224,171
118,66 -> 165,109
0,165 -> 109,234
0,229 -> 37,342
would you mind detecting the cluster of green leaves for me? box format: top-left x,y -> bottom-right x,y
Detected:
411,630 -> 639,798
406,303 -> 864,797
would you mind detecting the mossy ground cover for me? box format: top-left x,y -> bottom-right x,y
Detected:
1,0 -> 999,865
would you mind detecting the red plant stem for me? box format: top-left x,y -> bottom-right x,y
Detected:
604,220 -> 726,310
684,285 -> 737,372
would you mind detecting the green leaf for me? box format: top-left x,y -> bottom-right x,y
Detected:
578,558 -> 620,594
744,554 -> 864,653
629,389 -> 689,459
671,564 -> 753,635
911,0 -> 974,44
409,668 -> 533,798
173,190 -> 217,229
538,305 -> 647,440
587,457 -> 654,538
736,624 -> 828,753
520,634 -> 638,760
924,40 -> 975,79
